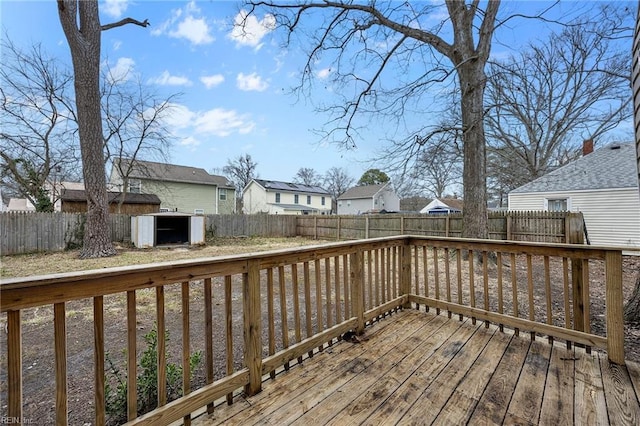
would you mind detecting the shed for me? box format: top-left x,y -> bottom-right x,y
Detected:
131,213 -> 205,248
61,189 -> 161,214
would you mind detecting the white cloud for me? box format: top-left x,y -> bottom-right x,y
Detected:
236,72 -> 269,92
163,103 -> 256,138
179,136 -> 201,147
200,74 -> 225,89
151,1 -> 213,45
228,10 -> 275,49
112,40 -> 122,51
106,57 -> 135,83
103,0 -> 128,19
316,68 -> 331,80
148,71 -> 193,86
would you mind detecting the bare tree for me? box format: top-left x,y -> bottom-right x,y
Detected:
323,166 -> 354,213
0,38 -> 79,207
223,154 -> 259,196
485,7 -> 633,194
101,65 -> 178,212
293,167 -> 322,187
57,0 -> 149,258
410,134 -> 462,199
625,1 -> 640,324
242,0 -> 502,238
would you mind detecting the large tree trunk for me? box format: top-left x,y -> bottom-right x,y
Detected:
58,0 -> 116,258
459,61 -> 489,240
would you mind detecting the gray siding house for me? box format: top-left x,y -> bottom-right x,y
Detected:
337,183 -> 400,215
109,159 -> 236,215
508,142 -> 640,249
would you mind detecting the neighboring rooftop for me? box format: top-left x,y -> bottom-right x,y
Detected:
510,142 -> 638,194
253,179 -> 329,195
61,189 -> 161,205
338,183 -> 389,200
115,159 -> 234,188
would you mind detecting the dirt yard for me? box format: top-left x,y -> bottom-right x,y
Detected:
1,237 -> 639,425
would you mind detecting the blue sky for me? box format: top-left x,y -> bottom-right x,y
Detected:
0,0 -> 635,186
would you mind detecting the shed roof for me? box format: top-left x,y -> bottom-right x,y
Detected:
338,183 -> 388,200
510,142 -> 638,194
116,159 -> 234,188
252,179 -> 329,195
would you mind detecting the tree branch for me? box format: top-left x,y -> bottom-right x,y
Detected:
101,18 -> 149,31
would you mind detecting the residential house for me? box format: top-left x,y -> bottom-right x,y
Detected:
508,142 -> 640,249
109,159 -> 235,215
337,183 -> 400,215
242,179 -> 331,215
60,189 -> 161,214
420,198 -> 464,214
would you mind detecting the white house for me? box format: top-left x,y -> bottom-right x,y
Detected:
242,179 -> 331,215
420,198 -> 464,214
337,183 -> 400,215
508,142 -> 640,249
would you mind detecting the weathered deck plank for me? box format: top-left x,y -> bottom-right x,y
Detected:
192,309 -> 639,426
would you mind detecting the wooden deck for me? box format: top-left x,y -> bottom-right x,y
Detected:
193,309 -> 640,426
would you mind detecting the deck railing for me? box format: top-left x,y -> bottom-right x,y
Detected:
0,236 -> 625,425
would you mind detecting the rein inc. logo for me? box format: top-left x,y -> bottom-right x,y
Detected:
1,418 -> 34,425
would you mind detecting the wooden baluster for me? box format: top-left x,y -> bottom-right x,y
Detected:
291,264 -> 302,363
423,246 -> 430,312
203,278 -> 214,413
343,254 -> 350,319
267,268 -> 276,377
324,259 -> 333,345
156,287 -> 167,407
224,275 -> 233,404
302,262 -> 313,358
401,242 -> 412,310
562,258 -> 571,349
497,253 -> 504,332
483,251 -> 489,328
367,251 -> 373,312
385,248 -> 391,308
392,246 -> 397,300
334,257 -> 342,324
583,260 -> 591,354
278,266 -> 290,369
7,310 -> 22,422
510,253 -> 519,337
414,245 -> 420,310
350,250 -> 365,334
380,248 -> 386,305
94,296 -> 105,426
314,259 -> 324,352
456,249 -> 462,321
468,250 -> 474,324
544,257 -> 553,344
126,290 -> 137,421
445,248 -> 452,319
433,247 -> 440,315
527,255 -> 535,341
54,302 -> 68,426
182,281 -> 191,426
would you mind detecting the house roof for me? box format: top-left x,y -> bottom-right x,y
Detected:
116,159 -> 234,188
252,179 -> 329,195
338,183 -> 388,200
62,189 -> 161,205
420,198 -> 463,213
510,142 -> 638,194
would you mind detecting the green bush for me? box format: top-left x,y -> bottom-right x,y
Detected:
105,325 -> 202,425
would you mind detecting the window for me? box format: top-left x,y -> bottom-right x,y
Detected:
546,198 -> 568,212
275,193 -> 281,203
160,208 -> 169,213
294,194 -> 299,204
338,201 -> 342,207
219,189 -> 227,201
307,195 -> 311,205
321,197 -> 325,206
128,179 -> 141,194
347,200 -> 351,206
194,209 -> 204,215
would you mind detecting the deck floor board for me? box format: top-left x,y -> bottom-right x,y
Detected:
193,309 -> 639,426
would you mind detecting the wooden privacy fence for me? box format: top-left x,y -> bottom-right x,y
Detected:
206,214 -> 297,238
0,235 -> 624,425
297,211 -> 583,243
0,212 -> 131,255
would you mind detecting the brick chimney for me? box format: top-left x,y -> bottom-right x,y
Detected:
582,139 -> 594,156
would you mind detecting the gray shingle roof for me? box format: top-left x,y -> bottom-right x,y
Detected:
338,183 -> 387,200
117,159 -> 234,188
253,179 -> 329,195
62,189 -> 161,205
510,143 -> 638,194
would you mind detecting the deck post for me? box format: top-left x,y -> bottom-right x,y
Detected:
350,250 -> 365,334
605,250 -> 625,364
568,213 -> 585,331
243,259 -> 263,395
401,239 -> 412,309
7,310 -> 22,422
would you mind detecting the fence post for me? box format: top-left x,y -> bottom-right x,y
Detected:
605,250 -> 625,364
350,250 -> 365,334
506,213 -> 513,240
365,216 -> 369,239
243,259 -> 262,396
314,216 -> 318,240
567,213 -> 585,331
337,216 -> 341,241
401,240 -> 412,308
